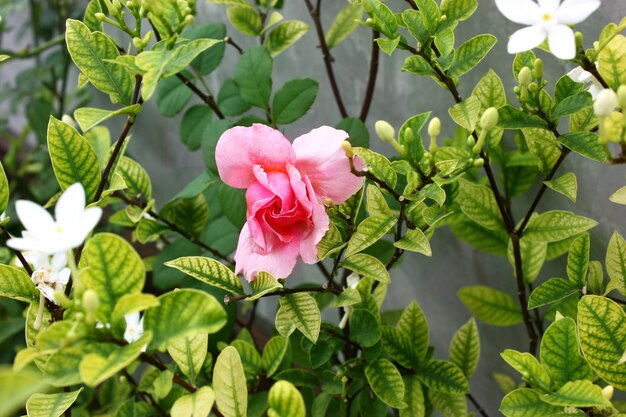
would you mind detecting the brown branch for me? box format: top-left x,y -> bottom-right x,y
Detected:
176,73 -> 225,119
302,0 -> 348,118
226,37 -> 243,54
359,31 -> 380,121
511,233 -> 539,353
1,228 -> 33,276
467,393 -> 491,417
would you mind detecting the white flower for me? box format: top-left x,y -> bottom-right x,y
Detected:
567,65 -> 603,99
495,0 -> 601,60
594,88 -> 618,117
30,252 -> 70,304
339,274 -> 362,329
7,183 -> 102,254
124,312 -> 145,344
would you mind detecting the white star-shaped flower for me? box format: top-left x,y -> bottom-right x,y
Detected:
567,65 -> 603,98
7,183 -> 102,254
30,252 -> 70,305
124,312 -> 145,344
495,0 -> 601,60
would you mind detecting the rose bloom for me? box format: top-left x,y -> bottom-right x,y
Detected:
216,124 -> 363,280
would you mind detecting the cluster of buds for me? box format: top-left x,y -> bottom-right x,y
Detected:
594,85 -> 626,144
514,60 -> 546,106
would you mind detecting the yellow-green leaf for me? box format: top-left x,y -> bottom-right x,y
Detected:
606,231 -> 626,296
248,271 -> 283,301
542,380 -> 611,407
325,4 -> 363,49
544,172 -> 577,203
523,211 -> 598,243
74,104 -> 141,133
500,388 -> 561,417
365,358 -> 407,409
279,293 -> 321,343
345,215 -> 397,257
598,34 -> 626,90
458,286 -> 523,326
342,253 -> 390,283
267,380 -> 305,417
449,318 -> 480,379
26,388 -> 83,417
167,334 -> 208,385
0,161 -> 8,214
448,96 -> 481,132
501,349 -> 551,391
171,386 -> 215,417
265,21 -> 308,57
457,179 -> 504,232
394,228 -> 432,256
0,265 -> 39,304
165,256 -> 244,295
213,346 -> 247,417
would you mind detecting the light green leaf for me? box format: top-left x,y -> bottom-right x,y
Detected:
79,332 -> 152,386
520,128 -> 560,173
0,161 -> 8,214
414,0 -> 440,33
248,272 -> 283,301
110,293 -> 159,329
364,0 -> 397,38
213,346 -> 247,417
449,318 -> 480,379
450,219 -> 508,256
262,336 -> 289,377
80,233 -> 145,321
325,4 -> 363,49
606,231 -> 626,296
352,147 -> 397,189
144,289 -> 227,350
567,233 -> 590,287
440,0 -> 477,27
167,334 -> 208,385
418,360 -> 469,394
507,237 -> 547,284
227,7 -> 263,36
500,388 -> 561,417
272,78 -> 318,125
366,184 -> 392,217
402,55 -> 437,77
472,69 -> 506,110
233,46 -> 272,109
458,286 -> 523,326
156,75 -> 192,116
610,186 -> 626,205
47,116 -> 101,201
528,278 -> 579,309
0,265 -> 39,304
265,21 -> 309,57
448,35 -> 497,78
598,34 -> 626,90
540,318 -> 593,388
448,96 -> 481,132
544,172 -> 577,203
117,156 -> 151,200
551,92 -> 592,120
342,253 -> 390,283
501,349 -> 551,391
345,215 -> 397,257
44,342 -> 116,387
165,256 -> 244,295
428,391 -> 466,417
231,339 -> 262,381
160,194 -> 209,237
400,376 -> 425,417
365,358 -> 407,409
396,300 -> 430,366
26,388 -> 83,417
523,211 -> 598,243
74,105 -> 141,133
279,293 -> 321,343
588,260 -> 604,293
558,131 -> 606,162
499,108 -> 548,130
171,386 -> 215,417
267,380 -> 306,417
0,368 -> 49,417
394,228 -> 432,256
457,179 -> 504,232
542,380 -> 611,407
65,19 -> 133,104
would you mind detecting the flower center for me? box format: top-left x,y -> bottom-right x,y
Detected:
542,12 -> 553,22
56,225 -> 63,234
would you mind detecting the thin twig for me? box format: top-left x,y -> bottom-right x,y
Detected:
226,284 -> 339,303
467,393 -> 491,417
1,228 -> 34,276
226,37 -> 243,54
359,31 -> 380,121
176,73 -> 225,119
0,34 -> 64,61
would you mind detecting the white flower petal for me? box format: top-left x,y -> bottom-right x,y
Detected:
538,0 -> 560,11
125,312 -> 141,328
51,252 -> 67,271
6,237 -> 51,253
557,0 -> 601,24
15,200 -> 55,235
56,268 -> 71,286
548,24 -> 576,59
508,25 -> 547,54
55,183 -> 86,226
495,0 -> 541,25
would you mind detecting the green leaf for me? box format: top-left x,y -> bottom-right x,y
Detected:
144,289 -> 227,350
350,308 -> 382,347
521,128 -> 561,173
395,300 -> 430,365
117,156 -> 152,200
440,0 -> 477,27
345,215 -> 397,257
501,349 -> 551,391
457,179 -> 504,231
171,386 -> 215,417
367,184 -> 392,217
265,21 -> 309,57
402,55 -> 436,77
500,388 -> 561,417
26,388 -> 83,417
213,346 -> 247,417
234,46 -> 272,109
365,358 -> 407,409
449,318 -> 480,379
342,253 -> 390,283
0,265 -> 39,304
400,376 -> 425,417
44,342 -> 116,386
165,256 -> 244,295
218,184 -> 246,228
544,172 -> 577,203
47,116 -> 101,201
458,286 -> 523,326
325,4 -> 363,49
610,186 -> 626,205
418,360 -> 469,394
567,233 -> 590,287
227,7 -> 263,36
181,105 -> 213,151
606,231 -> 626,296
364,0 -> 398,38
448,35 -> 497,78
472,69 -> 506,110
352,147 -> 397,188
161,194 -> 209,237
507,237 -> 547,284
79,333 -> 152,386
402,10 -> 429,43
414,0 -> 440,32
74,105 -> 141,133
598,34 -> 626,90
183,23 -> 227,75
540,318 -> 593,388
218,79 -> 252,116
279,293 -> 321,343
428,391 -> 466,417
272,78 -> 318,125
262,336 -> 289,377
156,75 -> 192,117
267,380 -> 306,417
450,219 -> 508,256
542,380 -> 611,407
337,117 -> 370,148
394,228 -> 432,256
523,211 -> 598,243
528,278 -> 579,309
0,161 -> 8,214
498,106 -> 548,129
248,272 -> 283,301
167,334 -> 208,385
578,295 -> 626,390
231,339 -> 262,381
448,96 -> 481,131
80,233 -> 145,321
558,131 -> 606,162
551,92 -> 592,120
65,19 -> 133,104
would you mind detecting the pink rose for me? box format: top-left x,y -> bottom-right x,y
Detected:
215,124 -> 363,280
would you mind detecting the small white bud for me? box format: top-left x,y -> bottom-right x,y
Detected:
518,67 -> 532,87
602,385 -> 614,401
480,107 -> 499,131
427,117 -> 441,139
375,120 -> 395,143
594,88 -> 618,118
